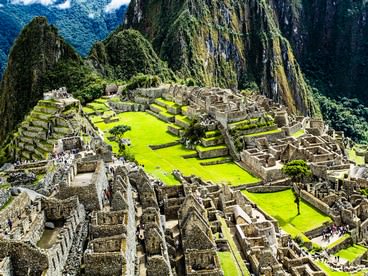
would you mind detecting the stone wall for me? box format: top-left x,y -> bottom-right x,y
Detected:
299,190 -> 331,216
197,147 -> 228,159
240,150 -> 283,181
246,186 -> 290,193
0,241 -> 48,275
62,137 -> 82,151
90,211 -> 128,239
0,257 -> 12,276
0,190 -> 11,210
58,160 -> 107,211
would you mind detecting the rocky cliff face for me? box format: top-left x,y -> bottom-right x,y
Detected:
271,0 -> 368,104
124,0 -> 319,115
0,17 -> 80,144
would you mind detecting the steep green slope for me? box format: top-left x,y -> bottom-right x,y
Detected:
89,29 -> 175,81
0,17 -> 80,143
124,0 -> 319,115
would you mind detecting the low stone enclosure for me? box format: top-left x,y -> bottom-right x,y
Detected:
0,192 -> 85,275
56,159 -> 108,211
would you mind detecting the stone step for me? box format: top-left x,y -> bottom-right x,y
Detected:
54,126 -> 71,135
34,147 -> 49,159
21,130 -> 46,140
24,143 -> 35,152
175,115 -> 191,129
33,105 -> 59,115
31,111 -> 52,121
38,99 -> 63,109
21,150 -> 32,160
24,125 -> 44,133
205,130 -> 221,138
31,119 -> 49,129
32,152 -> 44,161
201,135 -> 224,147
149,103 -> 167,114
35,141 -> 54,152
18,135 -> 34,145
196,145 -> 229,159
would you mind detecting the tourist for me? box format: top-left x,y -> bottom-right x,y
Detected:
7,218 -> 12,231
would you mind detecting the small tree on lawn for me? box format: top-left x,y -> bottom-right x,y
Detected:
181,120 -> 206,149
282,160 -> 311,215
109,125 -> 131,152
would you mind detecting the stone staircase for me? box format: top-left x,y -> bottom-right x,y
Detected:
13,99 -> 81,161
195,130 -> 229,160
147,97 -> 192,137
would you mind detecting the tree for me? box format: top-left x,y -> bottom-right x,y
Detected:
181,120 -> 206,149
109,125 -> 131,152
282,160 -> 311,215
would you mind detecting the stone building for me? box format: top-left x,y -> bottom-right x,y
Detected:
83,165 -> 136,276
0,192 -> 85,275
56,159 -> 108,212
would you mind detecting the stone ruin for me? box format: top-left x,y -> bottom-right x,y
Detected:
0,192 -> 85,275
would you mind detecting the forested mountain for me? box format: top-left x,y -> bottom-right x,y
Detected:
2,0 -> 368,144
0,0 -> 127,75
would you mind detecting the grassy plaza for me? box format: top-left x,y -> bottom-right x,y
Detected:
94,112 -> 260,186
242,189 -> 332,237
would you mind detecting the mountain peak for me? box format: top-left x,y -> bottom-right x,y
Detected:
0,16 -> 79,143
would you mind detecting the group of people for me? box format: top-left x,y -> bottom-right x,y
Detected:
321,224 -> 349,242
52,151 -> 74,165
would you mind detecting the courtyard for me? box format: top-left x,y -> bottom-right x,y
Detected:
94,112 -> 260,186
242,189 -> 332,238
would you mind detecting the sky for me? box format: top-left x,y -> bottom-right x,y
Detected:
8,0 -> 130,12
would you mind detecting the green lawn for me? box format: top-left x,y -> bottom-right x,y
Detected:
242,190 -> 331,235
95,112 -> 260,186
219,217 -> 250,275
348,149 -> 365,165
316,261 -> 368,276
244,128 -> 282,137
292,129 -> 305,138
217,251 -> 243,276
327,234 -> 350,250
335,244 -> 367,262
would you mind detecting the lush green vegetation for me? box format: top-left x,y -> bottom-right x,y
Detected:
219,217 -> 250,275
90,29 -> 176,82
243,129 -> 282,137
335,244 -> 367,262
292,129 -> 305,138
242,189 -> 331,236
316,261 -> 368,276
282,160 -> 312,215
217,252 -> 243,276
315,93 -> 368,143
43,61 -> 113,105
94,112 -> 260,186
181,120 -> 206,148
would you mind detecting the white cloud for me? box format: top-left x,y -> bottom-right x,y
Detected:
104,0 -> 130,13
88,13 -> 95,19
56,0 -> 71,9
10,0 -> 56,5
